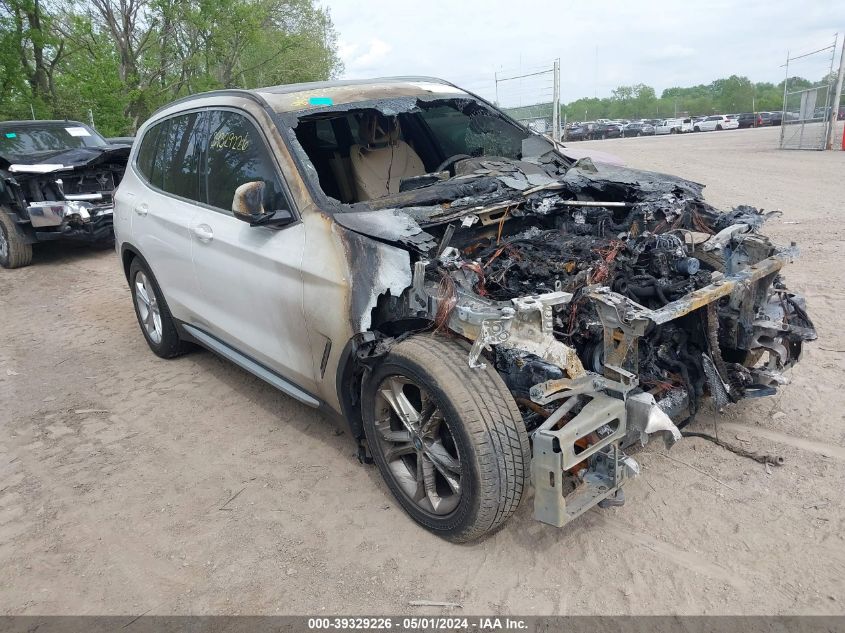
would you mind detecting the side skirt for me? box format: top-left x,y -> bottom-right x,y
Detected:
178,322 -> 321,409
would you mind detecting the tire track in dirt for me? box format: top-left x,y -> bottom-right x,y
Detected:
718,422 -> 845,462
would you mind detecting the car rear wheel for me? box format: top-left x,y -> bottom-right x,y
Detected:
128,258 -> 191,359
0,209 -> 33,269
361,334 -> 530,542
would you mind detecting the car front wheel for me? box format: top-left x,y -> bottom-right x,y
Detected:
361,334 -> 530,542
0,209 -> 33,269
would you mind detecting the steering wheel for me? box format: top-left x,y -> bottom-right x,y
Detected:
435,153 -> 472,175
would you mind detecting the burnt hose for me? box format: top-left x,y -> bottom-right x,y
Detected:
681,430 -> 785,466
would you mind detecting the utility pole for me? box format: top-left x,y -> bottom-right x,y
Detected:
552,58 -> 560,142
494,70 -> 499,106
780,50 -> 790,148
827,35 -> 845,149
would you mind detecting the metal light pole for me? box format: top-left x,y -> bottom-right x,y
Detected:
827,35 -> 845,149
552,59 -> 560,142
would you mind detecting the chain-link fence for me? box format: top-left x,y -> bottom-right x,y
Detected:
780,84 -> 835,150
490,60 -> 560,140
779,37 -> 838,150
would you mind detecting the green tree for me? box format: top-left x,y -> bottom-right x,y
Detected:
0,0 -> 342,134
0,0 -> 65,116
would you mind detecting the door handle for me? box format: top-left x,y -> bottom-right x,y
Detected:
133,203 -> 148,216
192,224 -> 214,243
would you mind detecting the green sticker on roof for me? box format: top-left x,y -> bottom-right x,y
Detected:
5,132 -> 16,138
309,96 -> 333,106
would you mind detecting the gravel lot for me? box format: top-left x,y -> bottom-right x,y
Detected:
1,126 -> 844,616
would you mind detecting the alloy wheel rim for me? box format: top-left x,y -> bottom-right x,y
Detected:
372,375 -> 463,516
134,271 -> 163,344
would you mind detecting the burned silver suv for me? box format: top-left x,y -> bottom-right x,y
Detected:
115,78 -> 815,542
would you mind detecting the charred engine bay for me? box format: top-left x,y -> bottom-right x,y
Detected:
350,157 -> 815,427
452,211 -> 730,421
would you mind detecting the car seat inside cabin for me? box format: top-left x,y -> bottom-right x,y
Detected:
292,100 -> 531,204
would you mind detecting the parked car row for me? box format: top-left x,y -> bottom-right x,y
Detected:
735,111 -> 791,128
562,107 -> 829,141
564,119 -> 659,140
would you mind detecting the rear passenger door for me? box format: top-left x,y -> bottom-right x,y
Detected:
189,108 -> 315,392
131,111 -> 205,321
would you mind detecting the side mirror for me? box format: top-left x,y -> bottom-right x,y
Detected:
232,181 -> 271,223
232,181 -> 294,228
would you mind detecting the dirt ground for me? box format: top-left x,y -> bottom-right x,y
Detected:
1,126 -> 844,616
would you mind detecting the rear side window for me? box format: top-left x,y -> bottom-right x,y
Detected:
205,110 -> 286,213
135,123 -> 161,184
135,112 -> 204,203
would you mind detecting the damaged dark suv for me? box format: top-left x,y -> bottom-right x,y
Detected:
0,120 -> 129,268
115,78 -> 815,542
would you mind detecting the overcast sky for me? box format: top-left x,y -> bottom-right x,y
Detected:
322,0 -> 843,107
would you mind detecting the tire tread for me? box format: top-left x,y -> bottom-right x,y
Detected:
0,210 -> 33,269
375,334 -> 530,542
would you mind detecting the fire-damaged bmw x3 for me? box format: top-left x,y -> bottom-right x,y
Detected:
0,120 -> 128,268
114,78 -> 815,542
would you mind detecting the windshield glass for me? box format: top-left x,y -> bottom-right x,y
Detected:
292,98 -> 531,203
0,122 -> 108,161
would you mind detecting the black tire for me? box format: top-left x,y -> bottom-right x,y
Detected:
694,126 -> 700,132
128,257 -> 191,359
362,334 -> 530,542
0,209 -> 33,269
716,124 -> 723,131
